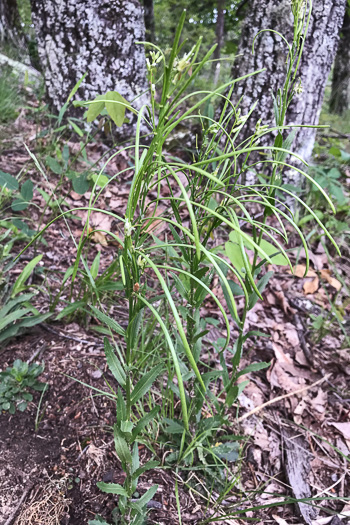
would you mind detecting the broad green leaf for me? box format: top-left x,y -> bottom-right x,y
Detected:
11,199 -> 29,211
0,171 -> 18,190
130,364 -> 163,404
226,380 -> 249,407
20,180 -> 33,202
12,254 -> 43,298
104,91 -> 129,127
91,173 -> 109,189
46,156 -> 62,175
114,425 -> 132,466
86,94 -> 105,122
104,338 -> 126,387
72,174 -> 89,194
90,251 -> 101,280
121,420 -> 133,433
96,482 -> 128,496
258,239 -> 288,266
225,241 -> 248,276
163,418 -> 185,434
210,442 -> 239,462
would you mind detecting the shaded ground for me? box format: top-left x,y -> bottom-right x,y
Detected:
0,106 -> 349,525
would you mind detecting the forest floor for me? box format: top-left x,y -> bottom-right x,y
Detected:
0,106 -> 350,525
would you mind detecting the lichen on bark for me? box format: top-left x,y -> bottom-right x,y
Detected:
230,0 -> 347,184
29,0 -> 149,126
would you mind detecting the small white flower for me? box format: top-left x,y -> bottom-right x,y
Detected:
124,218 -> 134,237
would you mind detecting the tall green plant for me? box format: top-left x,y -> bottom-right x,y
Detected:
17,0 -> 340,520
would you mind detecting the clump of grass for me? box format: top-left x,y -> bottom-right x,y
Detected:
0,67 -> 22,124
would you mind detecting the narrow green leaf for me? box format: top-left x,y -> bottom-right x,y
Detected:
130,364 -> 163,404
90,306 -> 125,336
104,338 -> 126,387
96,482 -> 128,496
132,406 -> 160,440
55,301 -> 85,320
132,460 -> 159,480
11,254 -> 43,298
138,485 -> 158,506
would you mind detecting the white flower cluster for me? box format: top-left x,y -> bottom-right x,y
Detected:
172,48 -> 194,84
137,254 -> 149,271
146,50 -> 162,72
124,218 -> 134,237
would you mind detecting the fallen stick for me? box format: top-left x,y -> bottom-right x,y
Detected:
238,373 -> 331,422
4,482 -> 33,525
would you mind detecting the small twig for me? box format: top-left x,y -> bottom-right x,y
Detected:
238,374 -> 331,422
27,343 -> 48,364
4,481 -> 33,525
40,323 -> 100,345
293,313 -> 313,365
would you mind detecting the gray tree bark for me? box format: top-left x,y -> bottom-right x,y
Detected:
230,0 -> 347,182
0,0 -> 25,47
29,0 -> 149,120
330,9 -> 350,115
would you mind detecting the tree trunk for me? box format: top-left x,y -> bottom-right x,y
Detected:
229,0 -> 346,183
144,0 -> 155,44
29,0 -> 149,121
0,0 -> 24,47
212,0 -> 225,85
330,9 -> 350,115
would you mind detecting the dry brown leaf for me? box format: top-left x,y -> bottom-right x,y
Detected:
303,276 -> 319,295
272,515 -> 290,525
285,327 -> 299,347
330,421 -> 350,441
320,269 -> 342,291
290,264 -> 317,278
273,290 -> 293,314
310,388 -> 327,414
90,230 -> 108,246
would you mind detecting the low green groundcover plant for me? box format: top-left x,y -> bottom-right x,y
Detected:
0,359 -> 46,414
17,0 -> 341,522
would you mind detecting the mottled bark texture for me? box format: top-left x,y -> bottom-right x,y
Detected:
29,0 -> 149,121
330,9 -> 350,115
230,0 -> 346,183
0,0 -> 24,47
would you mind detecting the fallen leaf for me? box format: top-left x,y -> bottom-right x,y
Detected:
310,388 -> 327,414
320,269 -> 342,291
285,327 -> 299,347
290,265 -> 317,278
303,276 -> 319,295
330,422 -> 350,441
90,229 -> 108,246
272,515 -> 290,525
